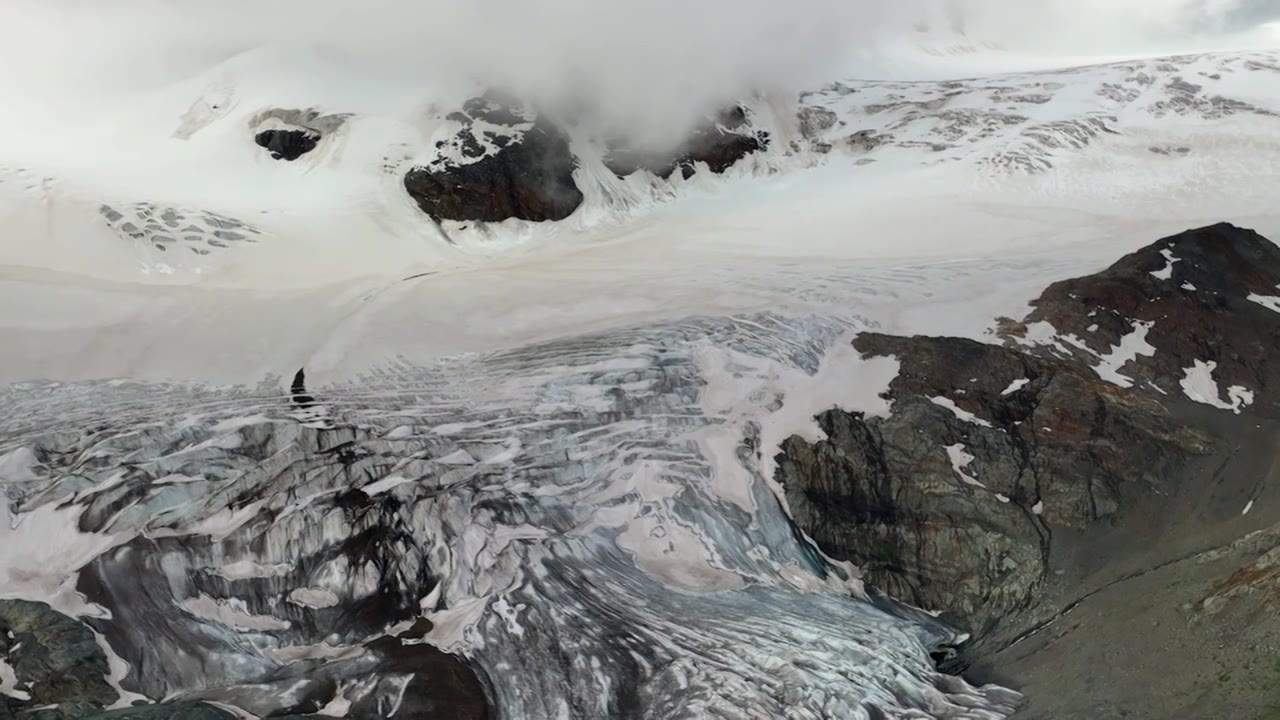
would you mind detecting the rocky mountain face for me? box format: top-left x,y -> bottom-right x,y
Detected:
778,333 -> 1210,641
403,97 -> 583,223
402,98 -> 769,224
250,109 -> 348,162
0,600 -> 235,719
254,130 -> 318,161
1004,222 -> 1280,414
776,222 -> 1280,716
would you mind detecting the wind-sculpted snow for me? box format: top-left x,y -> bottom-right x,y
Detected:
0,314 -> 1021,718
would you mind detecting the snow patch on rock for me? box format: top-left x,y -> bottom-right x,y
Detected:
1093,320 -> 1156,388
1150,248 -> 1179,280
1179,359 -> 1254,413
694,334 -> 899,514
1248,293 -> 1280,313
1001,378 -> 1030,396
945,443 -> 985,488
0,657 -> 30,700
931,396 -> 994,428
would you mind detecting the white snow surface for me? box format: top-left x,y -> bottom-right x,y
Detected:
1179,359 -> 1255,413
1001,378 -> 1031,396
1249,292 -> 1280,313
1150,248 -> 1179,279
945,444 -> 985,488
932,396 -> 995,428
1093,320 -> 1158,388
1,38 -> 1280,720
0,657 -> 29,701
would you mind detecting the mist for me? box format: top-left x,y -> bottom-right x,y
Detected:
0,0 -> 1275,143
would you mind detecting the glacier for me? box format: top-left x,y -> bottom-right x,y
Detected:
1,9 -> 1280,718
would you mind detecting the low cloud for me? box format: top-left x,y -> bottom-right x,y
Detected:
0,0 -> 1273,142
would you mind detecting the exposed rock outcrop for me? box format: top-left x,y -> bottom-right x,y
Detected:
777,223 -> 1280,664
401,100 -> 771,223
0,601 -> 243,719
0,600 -> 117,711
603,106 -> 770,180
1001,222 -> 1280,416
254,129 -> 318,161
250,109 -> 348,161
778,333 -> 1210,639
403,97 -> 583,223
797,106 -> 839,140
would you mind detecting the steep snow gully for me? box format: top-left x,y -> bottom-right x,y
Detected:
2,37 -> 1280,720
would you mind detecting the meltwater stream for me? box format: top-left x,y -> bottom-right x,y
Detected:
0,312 -> 1021,718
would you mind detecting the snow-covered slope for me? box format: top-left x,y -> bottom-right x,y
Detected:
2,48 -> 1278,382
2,42 -> 1280,719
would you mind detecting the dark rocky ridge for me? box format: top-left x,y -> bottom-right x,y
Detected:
403,98 -> 771,224
0,600 -> 237,719
779,334 -> 1209,641
1001,222 -> 1280,415
0,599 -> 116,710
254,129 -> 318,161
249,109 -> 348,162
776,222 -> 1280,717
403,97 -> 584,223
